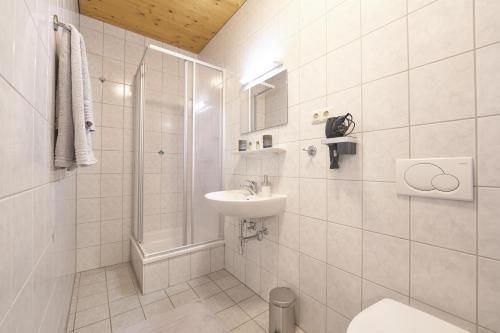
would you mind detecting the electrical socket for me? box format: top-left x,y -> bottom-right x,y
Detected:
312,108 -> 332,124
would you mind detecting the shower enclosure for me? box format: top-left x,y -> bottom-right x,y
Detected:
131,44 -> 224,265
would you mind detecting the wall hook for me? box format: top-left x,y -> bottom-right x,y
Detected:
302,145 -> 317,157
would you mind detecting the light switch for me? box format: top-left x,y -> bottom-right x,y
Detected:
396,157 -> 473,201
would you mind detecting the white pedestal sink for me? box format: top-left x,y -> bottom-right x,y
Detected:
205,190 -> 286,218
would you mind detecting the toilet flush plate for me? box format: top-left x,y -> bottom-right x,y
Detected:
396,157 -> 473,201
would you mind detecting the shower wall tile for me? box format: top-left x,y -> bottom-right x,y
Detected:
202,0 -> 500,331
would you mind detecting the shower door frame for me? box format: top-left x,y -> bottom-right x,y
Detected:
134,44 -> 225,255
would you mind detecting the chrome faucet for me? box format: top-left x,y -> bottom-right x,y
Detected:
241,180 -> 258,195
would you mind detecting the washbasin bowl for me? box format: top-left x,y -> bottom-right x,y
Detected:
204,190 -> 286,218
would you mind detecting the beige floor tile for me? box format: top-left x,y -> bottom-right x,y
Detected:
215,275 -> 241,290
254,311 -> 269,333
76,292 -> 108,313
107,276 -> 135,291
66,313 -> 75,331
192,281 -> 222,299
165,282 -> 191,296
209,270 -> 231,281
206,292 -> 235,313
74,303 -> 110,329
169,288 -> 199,307
143,298 -> 174,319
78,281 -> 107,298
79,271 -> 106,287
74,319 -> 111,333
217,305 -> 251,330
232,320 -> 266,333
239,295 -> 269,318
108,283 -> 137,303
226,284 -> 255,303
110,308 -> 145,332
109,294 -> 141,317
139,290 -> 168,306
188,276 -> 211,287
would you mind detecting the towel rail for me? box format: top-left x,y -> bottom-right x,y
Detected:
53,14 -> 71,31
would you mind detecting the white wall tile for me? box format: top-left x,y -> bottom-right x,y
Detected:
363,127 -> 409,182
361,0 -> 406,34
327,180 -> 362,228
476,43 -> 500,117
327,40 -> 361,93
475,0 -> 500,47
363,181 -> 409,238
363,231 -> 409,294
300,216 -> 327,261
411,196 -> 476,253
411,242 -> 476,322
300,17 -> 327,65
408,0 -> 473,67
327,265 -> 362,318
299,178 -> 327,220
299,56 -> 327,102
478,257 -> 500,332
169,254 -> 190,285
300,254 -> 327,304
411,119 -> 476,160
363,72 -> 408,131
278,245 -> 300,287
327,222 -> 362,276
410,52 -> 475,124
299,292 -> 326,333
362,279 -> 408,309
326,0 -> 360,52
478,116 -> 500,186
191,250 -> 211,278
478,187 -> 500,260
362,17 -> 408,82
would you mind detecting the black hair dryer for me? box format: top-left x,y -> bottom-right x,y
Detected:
324,113 -> 356,169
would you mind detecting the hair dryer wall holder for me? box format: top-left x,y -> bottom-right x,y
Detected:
321,136 -> 357,169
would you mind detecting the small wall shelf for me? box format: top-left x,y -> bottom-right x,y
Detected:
233,147 -> 286,157
321,136 -> 358,145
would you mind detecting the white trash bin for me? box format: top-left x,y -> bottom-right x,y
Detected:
269,287 -> 296,333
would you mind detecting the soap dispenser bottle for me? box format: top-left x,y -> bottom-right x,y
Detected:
261,175 -> 271,197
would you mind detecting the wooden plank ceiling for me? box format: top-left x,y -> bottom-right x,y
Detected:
79,0 -> 246,53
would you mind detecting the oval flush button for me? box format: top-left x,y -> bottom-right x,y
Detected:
431,174 -> 459,192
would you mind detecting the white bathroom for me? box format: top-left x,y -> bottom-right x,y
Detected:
0,0 -> 499,332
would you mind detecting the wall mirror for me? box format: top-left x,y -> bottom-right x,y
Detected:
240,69 -> 288,133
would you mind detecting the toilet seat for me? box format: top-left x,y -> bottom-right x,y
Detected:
347,299 -> 470,333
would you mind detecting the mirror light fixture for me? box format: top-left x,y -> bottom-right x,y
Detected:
241,62 -> 284,91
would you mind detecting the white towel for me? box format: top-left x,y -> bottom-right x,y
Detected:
54,25 -> 97,169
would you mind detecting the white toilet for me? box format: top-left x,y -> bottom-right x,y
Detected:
347,299 -> 470,333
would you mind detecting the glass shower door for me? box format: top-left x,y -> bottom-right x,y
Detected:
190,64 -> 223,244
